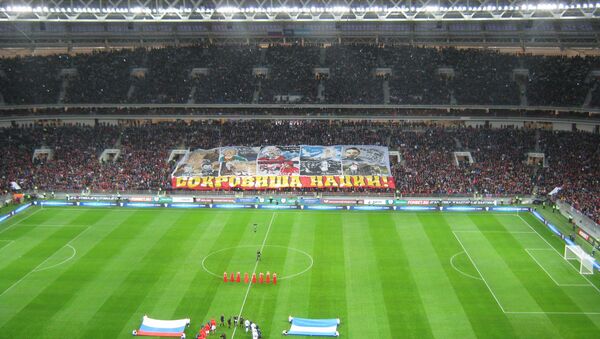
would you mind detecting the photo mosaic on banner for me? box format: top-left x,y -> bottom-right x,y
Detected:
341,145 -> 390,176
300,146 -> 342,175
171,145 -> 394,190
219,146 -> 259,176
257,146 -> 300,175
171,148 -> 220,177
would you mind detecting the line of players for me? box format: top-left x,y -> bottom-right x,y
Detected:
196,315 -> 262,339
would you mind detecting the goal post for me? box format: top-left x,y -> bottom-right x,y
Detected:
564,245 -> 595,275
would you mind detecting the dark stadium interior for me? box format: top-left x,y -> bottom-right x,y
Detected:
2,45 -> 600,107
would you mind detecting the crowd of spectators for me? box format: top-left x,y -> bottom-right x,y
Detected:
447,48 -> 521,105
536,130 -> 600,225
3,44 -> 600,106
383,46 -> 451,104
259,45 -> 320,103
1,120 -> 598,223
525,55 -> 596,107
192,46 -> 261,104
392,126 -> 536,196
0,54 -> 68,104
323,45 -> 382,104
65,49 -> 146,104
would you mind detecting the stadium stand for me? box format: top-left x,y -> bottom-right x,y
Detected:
1,121 -> 598,224
2,45 -> 600,107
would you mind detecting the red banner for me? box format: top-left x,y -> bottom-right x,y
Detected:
578,228 -> 590,241
323,199 -> 364,204
172,175 -> 395,191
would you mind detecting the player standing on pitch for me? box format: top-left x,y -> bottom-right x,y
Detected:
253,223 -> 258,233
256,250 -> 261,261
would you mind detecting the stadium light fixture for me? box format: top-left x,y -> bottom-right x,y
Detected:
1,3 -> 599,18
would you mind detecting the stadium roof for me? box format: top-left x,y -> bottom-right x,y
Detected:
1,0 -> 599,22
0,1 -> 599,49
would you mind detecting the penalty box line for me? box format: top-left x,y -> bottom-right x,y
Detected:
0,225 -> 91,299
452,231 -> 507,313
505,311 -> 600,315
524,249 -> 592,287
0,240 -> 14,249
231,212 -> 276,339
454,230 -> 600,315
517,215 -> 600,296
0,208 -> 44,235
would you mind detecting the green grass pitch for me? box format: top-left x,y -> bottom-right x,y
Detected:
1,207 -> 600,338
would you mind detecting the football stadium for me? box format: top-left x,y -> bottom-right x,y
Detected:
1,1 -> 600,338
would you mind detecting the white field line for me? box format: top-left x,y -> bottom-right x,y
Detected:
231,213 -> 276,339
525,249 -> 590,287
452,231 -> 507,313
455,213 -> 522,217
40,208 -> 139,212
16,224 -> 94,228
0,208 -> 44,235
453,230 -> 535,234
32,224 -> 92,272
201,245 -> 313,280
0,240 -> 14,250
450,251 -> 482,281
517,215 -> 600,295
505,311 -> 600,315
0,225 -> 91,297
454,223 -> 600,315
0,252 -> 61,298
45,207 -> 227,212
33,245 -> 77,272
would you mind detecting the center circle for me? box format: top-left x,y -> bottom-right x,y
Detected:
201,245 -> 313,280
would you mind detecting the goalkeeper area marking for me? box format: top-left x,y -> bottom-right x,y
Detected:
453,215 -> 600,315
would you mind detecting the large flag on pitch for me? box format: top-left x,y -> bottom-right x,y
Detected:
134,315 -> 190,337
285,317 -> 340,337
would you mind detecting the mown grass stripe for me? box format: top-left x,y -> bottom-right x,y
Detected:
307,212 -> 348,335
35,209 -> 152,330
0,209 -> 134,331
432,213 -> 522,339
262,211 -> 317,338
0,207 -> 43,235
189,210 -> 278,332
1,208 -> 600,338
341,213 -> 393,338
367,212 -> 435,339
397,213 -> 477,339
0,226 -> 84,296
115,210 -> 237,338
186,210 -> 279,338
0,211 -> 157,337
79,211 -> 205,338
0,240 -> 11,250
172,210 -> 255,332
471,214 -> 600,337
240,211 -> 293,338
483,215 -> 599,312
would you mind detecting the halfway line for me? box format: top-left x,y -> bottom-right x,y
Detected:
231,213 -> 276,339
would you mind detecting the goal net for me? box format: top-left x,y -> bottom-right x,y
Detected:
564,245 -> 595,275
